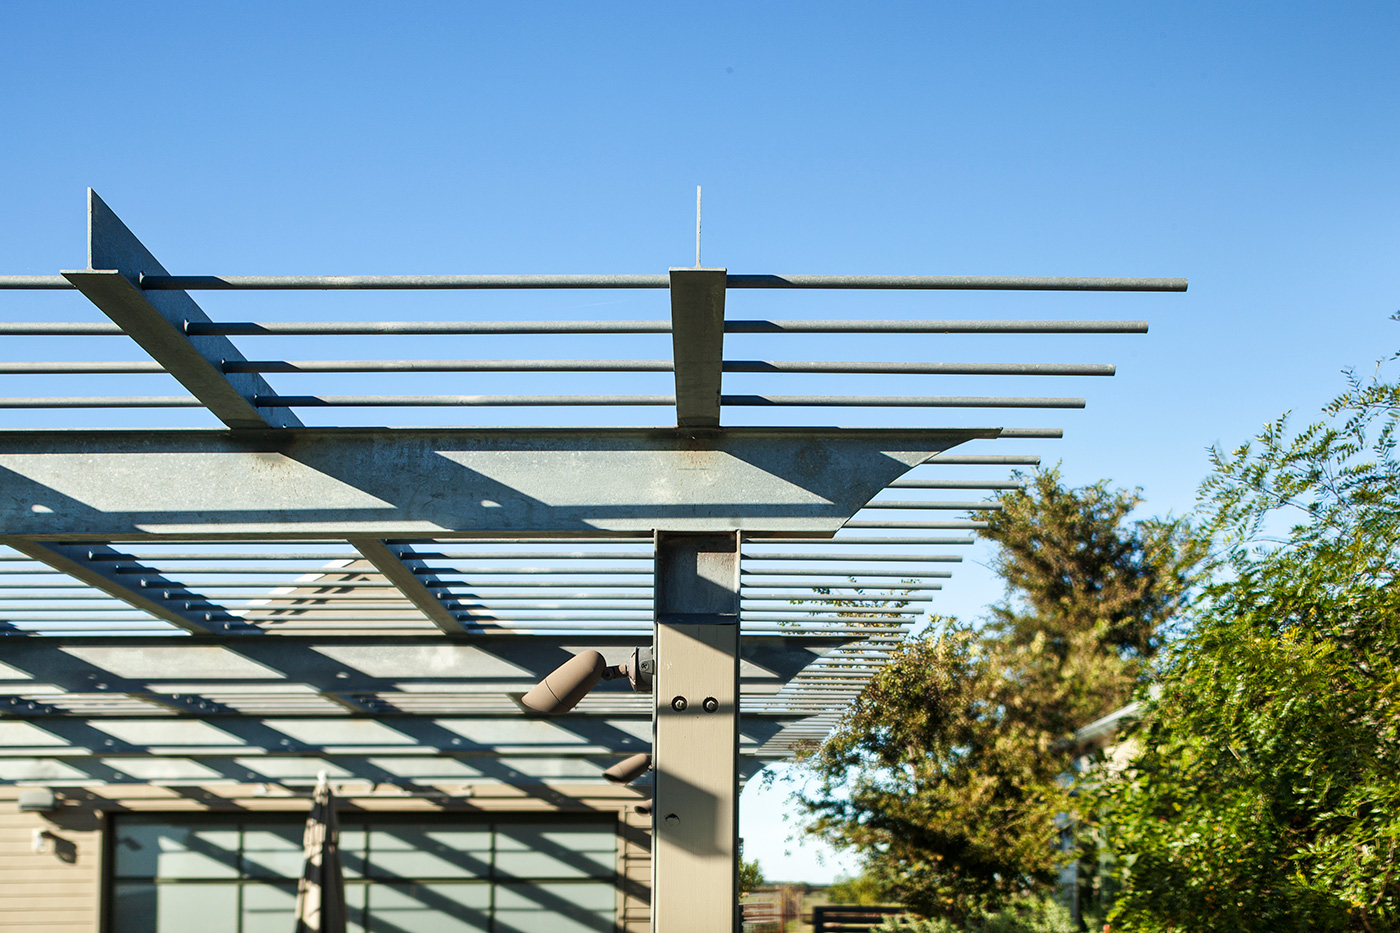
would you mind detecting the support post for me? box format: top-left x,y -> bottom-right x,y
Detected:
652,531 -> 741,933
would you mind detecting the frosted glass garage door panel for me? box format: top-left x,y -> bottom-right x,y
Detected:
345,882 -> 368,933
366,882 -> 492,933
114,822 -> 241,878
494,826 -> 615,879
240,882 -> 297,932
242,825 -> 305,878
367,826 -> 493,879
111,882 -> 239,933
340,828 -> 367,879
493,882 -> 615,933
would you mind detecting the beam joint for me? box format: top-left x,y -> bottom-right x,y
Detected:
349,538 -> 470,636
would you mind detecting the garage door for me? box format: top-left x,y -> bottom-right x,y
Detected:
109,813 -> 619,933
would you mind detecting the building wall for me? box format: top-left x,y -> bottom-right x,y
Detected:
0,782 -> 651,933
0,802 -> 104,933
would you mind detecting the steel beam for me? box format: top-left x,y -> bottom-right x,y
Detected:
0,752 -> 779,789
0,635 -> 839,697
652,532 -> 741,933
348,538 -> 469,635
669,268 -> 728,427
0,426 -> 994,539
0,541 -> 243,635
60,190 -> 300,429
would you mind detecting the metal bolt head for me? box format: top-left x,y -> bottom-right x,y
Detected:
671,696 -> 688,712
664,813 -> 681,826
702,696 -> 719,713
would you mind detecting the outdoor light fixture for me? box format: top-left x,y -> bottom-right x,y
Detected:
521,647 -> 654,716
603,753 -> 652,785
17,788 -> 57,814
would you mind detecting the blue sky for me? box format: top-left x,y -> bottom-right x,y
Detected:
3,1 -> 1398,882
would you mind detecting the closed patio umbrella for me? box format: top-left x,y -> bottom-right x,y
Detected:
294,772 -> 347,933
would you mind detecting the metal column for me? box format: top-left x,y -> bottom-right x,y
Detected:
652,532 -> 741,933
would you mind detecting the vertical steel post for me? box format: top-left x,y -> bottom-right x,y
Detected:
652,531 -> 741,933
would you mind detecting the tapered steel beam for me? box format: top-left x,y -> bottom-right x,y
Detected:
60,190 -> 300,429
0,426 -> 996,539
669,268 -> 728,427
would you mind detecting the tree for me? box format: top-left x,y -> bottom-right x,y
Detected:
739,856 -> 765,894
982,468 -> 1205,730
793,470 -> 1204,922
1090,354 -> 1400,932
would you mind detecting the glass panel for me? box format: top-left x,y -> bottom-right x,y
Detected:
114,822 -> 240,879
494,826 -> 614,879
112,882 -> 239,933
367,825 -> 492,880
241,882 -> 298,933
340,828 -> 368,880
494,882 -> 616,933
110,883 -> 159,933
366,882 -> 492,933
346,881 -> 368,933
241,825 -> 306,879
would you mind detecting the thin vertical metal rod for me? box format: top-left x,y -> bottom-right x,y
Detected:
696,186 -> 702,268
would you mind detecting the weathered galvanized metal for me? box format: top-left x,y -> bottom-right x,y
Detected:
0,426 -> 996,539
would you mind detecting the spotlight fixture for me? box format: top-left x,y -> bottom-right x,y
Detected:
521,650 -> 624,715
520,647 -> 655,715
603,753 -> 652,785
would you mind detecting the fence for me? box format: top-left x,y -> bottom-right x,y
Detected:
811,904 -> 910,933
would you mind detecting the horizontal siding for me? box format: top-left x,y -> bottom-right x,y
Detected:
0,809 -> 100,933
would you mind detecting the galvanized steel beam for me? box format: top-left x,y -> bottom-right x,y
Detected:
0,635 -> 838,697
0,426 -> 994,539
61,190 -> 300,429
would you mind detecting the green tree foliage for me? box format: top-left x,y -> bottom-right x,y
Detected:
828,869 -> 894,906
739,856 -> 765,894
875,896 -> 1078,933
983,469 -> 1206,729
794,471 -> 1204,922
1091,357 -> 1400,932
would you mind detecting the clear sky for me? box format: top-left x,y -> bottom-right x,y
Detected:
2,1 -> 1398,883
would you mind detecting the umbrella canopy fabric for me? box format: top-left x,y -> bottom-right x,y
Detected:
294,773 -> 347,933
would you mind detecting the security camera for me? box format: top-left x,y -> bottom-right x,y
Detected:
603,753 -> 652,785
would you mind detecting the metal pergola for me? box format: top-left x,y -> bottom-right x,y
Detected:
0,190 -> 1183,931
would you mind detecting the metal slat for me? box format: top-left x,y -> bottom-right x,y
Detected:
0,542 -> 240,635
